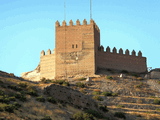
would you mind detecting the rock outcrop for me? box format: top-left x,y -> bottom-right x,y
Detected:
21,64 -> 40,81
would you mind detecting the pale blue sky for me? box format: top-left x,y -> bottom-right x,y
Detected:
0,0 -> 160,76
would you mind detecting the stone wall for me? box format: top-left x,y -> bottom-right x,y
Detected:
97,46 -> 147,73
44,84 -> 98,111
40,49 -> 55,79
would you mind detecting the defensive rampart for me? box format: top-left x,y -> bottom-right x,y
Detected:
40,49 -> 55,79
97,46 -> 147,73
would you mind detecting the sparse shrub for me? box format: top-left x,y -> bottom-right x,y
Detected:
92,91 -> 101,95
137,114 -> 142,117
15,93 -> 27,102
62,82 -> 70,86
47,97 -> 57,104
7,85 -> 22,91
112,92 -> 118,96
114,112 -> 126,119
8,96 -> 16,101
135,82 -> 143,88
153,99 -> 160,105
0,90 -> 4,95
53,80 -> 65,85
106,76 -> 113,80
116,104 -> 125,108
41,115 -> 52,120
85,109 -> 103,119
92,90 -> 101,95
27,89 -> 38,96
41,77 -> 46,83
36,96 -> 45,102
76,82 -> 85,88
0,104 -> 12,112
158,81 -> 160,84
83,113 -> 95,120
0,96 -> 5,103
0,80 -> 3,83
79,89 -> 87,94
101,92 -> 112,96
72,112 -> 95,120
41,78 -> 52,83
156,108 -> 160,111
92,96 -> 103,101
99,105 -> 108,112
4,104 -> 14,113
78,78 -> 86,81
13,102 -> 21,109
0,95 -> 12,104
18,82 -> 28,88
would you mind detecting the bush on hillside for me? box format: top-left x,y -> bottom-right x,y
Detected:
72,112 -> 95,120
14,93 -> 27,102
114,112 -> 126,119
41,78 -> 52,83
106,76 -> 113,80
53,80 -> 65,85
99,105 -> 108,112
62,82 -> 70,86
18,82 -> 28,88
41,115 -> 52,120
92,96 -> 103,101
153,99 -> 160,105
36,96 -> 45,102
27,88 -> 38,96
47,97 -> 57,104
101,92 -> 112,96
76,82 -> 85,88
92,91 -> 101,95
7,85 -> 22,91
85,109 -> 103,119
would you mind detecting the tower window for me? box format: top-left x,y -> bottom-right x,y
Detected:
72,44 -> 74,48
76,44 -> 78,48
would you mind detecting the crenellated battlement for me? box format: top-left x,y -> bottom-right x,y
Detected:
40,49 -> 55,57
98,46 -> 143,57
39,18 -> 147,80
55,19 -> 100,32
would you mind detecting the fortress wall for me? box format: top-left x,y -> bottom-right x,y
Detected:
40,50 -> 55,79
44,84 -> 98,111
55,20 -> 99,78
97,48 -> 147,73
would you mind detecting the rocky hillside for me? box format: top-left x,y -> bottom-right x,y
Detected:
0,71 -> 117,120
0,70 -> 160,120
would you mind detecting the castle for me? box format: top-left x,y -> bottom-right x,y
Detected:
40,19 -> 147,79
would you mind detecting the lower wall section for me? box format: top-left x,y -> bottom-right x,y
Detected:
97,51 -> 147,73
44,84 -> 98,111
55,50 -> 95,78
40,54 -> 55,79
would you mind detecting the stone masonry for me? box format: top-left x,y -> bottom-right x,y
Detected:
40,19 -> 147,79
